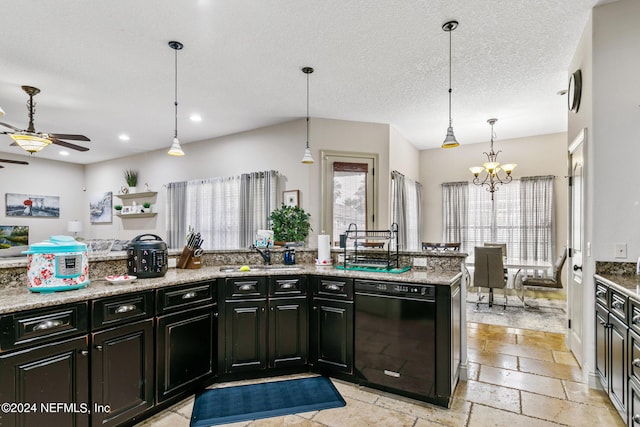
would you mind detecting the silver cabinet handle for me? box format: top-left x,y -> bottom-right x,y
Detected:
214,312 -> 219,317
633,315 -> 640,324
596,290 -> 606,298
95,345 -> 103,352
280,283 -> 295,289
612,301 -> 624,309
633,358 -> 640,368
182,292 -> 197,299
326,284 -> 341,291
80,350 -> 89,356
634,414 -> 640,424
33,320 -> 63,331
115,304 -> 136,313
239,284 -> 255,291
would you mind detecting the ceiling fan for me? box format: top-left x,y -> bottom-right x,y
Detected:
0,158 -> 29,169
0,86 -> 90,154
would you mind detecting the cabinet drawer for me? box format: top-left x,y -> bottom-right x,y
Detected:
630,330 -> 640,386
157,281 -> 215,314
225,277 -> 267,299
0,302 -> 88,352
313,276 -> 353,300
631,298 -> 640,336
269,276 -> 306,297
610,290 -> 627,322
92,291 -> 154,329
595,281 -> 608,308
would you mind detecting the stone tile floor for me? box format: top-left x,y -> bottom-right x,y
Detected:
136,322 -> 624,427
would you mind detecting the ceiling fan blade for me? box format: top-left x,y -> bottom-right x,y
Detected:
50,138 -> 89,152
0,159 -> 29,165
0,122 -> 24,132
48,133 -> 90,142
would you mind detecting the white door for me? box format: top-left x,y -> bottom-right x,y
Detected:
568,129 -> 586,366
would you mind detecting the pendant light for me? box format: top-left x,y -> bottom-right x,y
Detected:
441,20 -> 459,149
301,66 -> 314,164
168,40 -> 185,156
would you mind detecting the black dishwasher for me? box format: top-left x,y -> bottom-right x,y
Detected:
354,280 -> 436,402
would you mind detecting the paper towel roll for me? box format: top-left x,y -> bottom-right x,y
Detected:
317,235 -> 331,262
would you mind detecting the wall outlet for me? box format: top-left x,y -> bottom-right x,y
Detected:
337,253 -> 345,263
168,258 -> 177,268
615,243 -> 627,259
413,257 -> 427,267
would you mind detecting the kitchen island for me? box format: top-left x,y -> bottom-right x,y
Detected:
0,250 -> 466,426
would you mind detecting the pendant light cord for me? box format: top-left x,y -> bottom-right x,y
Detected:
174,46 -> 179,140
448,28 -> 452,128
306,71 -> 310,149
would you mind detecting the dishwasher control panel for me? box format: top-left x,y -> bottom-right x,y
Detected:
355,280 -> 435,299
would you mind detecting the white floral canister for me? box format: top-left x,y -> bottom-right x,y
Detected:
23,235 -> 89,293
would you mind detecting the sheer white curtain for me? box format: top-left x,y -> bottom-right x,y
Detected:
442,176 -> 554,261
239,171 -> 279,248
391,171 -> 422,251
442,182 -> 468,250
165,171 -> 279,249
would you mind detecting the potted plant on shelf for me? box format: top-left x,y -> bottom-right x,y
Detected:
142,202 -> 152,213
123,169 -> 138,193
114,204 -> 123,214
270,204 -> 312,246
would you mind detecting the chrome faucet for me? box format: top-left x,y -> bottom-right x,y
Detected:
251,245 -> 271,265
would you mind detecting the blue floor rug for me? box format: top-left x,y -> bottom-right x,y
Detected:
190,376 -> 346,426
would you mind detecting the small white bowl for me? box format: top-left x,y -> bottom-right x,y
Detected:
105,275 -> 137,285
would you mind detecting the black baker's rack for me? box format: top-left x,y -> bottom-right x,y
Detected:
342,223 -> 399,270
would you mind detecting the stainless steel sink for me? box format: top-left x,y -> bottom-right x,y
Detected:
219,265 -> 303,273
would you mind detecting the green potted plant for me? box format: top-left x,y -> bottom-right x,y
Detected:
270,204 -> 312,245
142,202 -> 152,212
114,204 -> 123,212
123,169 -> 138,193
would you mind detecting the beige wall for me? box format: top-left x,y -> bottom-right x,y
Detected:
83,117 -> 392,247
0,154 -> 86,244
419,132 -> 569,256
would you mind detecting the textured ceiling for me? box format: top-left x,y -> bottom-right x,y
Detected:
0,0 -> 600,164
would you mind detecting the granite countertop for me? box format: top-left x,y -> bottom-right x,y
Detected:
595,273 -> 640,298
0,264 -> 461,315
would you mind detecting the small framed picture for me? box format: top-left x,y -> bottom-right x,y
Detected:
121,206 -> 132,214
283,190 -> 300,207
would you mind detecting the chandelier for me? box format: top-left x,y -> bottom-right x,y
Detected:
469,118 -> 516,200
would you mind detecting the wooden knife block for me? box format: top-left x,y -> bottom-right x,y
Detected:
177,246 -> 201,269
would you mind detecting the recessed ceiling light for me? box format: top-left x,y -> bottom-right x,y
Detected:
119,134 -> 130,141
190,114 -> 202,122
59,150 -> 70,156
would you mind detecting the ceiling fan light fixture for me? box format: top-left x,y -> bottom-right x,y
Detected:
168,136 -> 185,156
10,134 -> 52,153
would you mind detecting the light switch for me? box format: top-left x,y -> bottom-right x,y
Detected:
615,243 -> 627,259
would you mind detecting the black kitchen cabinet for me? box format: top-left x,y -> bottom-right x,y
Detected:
156,281 -> 216,403
0,335 -> 89,427
224,299 -> 267,373
90,291 -> 155,427
91,319 -> 154,427
309,276 -> 353,377
268,276 -> 308,368
594,278 -> 628,422
0,302 -> 90,427
222,275 -> 308,374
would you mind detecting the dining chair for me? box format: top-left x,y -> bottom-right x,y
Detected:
520,247 -> 567,305
474,246 -> 507,311
484,242 -> 507,258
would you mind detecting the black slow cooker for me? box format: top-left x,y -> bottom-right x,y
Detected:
127,234 -> 168,278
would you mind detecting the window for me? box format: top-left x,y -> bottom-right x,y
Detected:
166,170 -> 279,249
321,151 -> 377,246
443,176 -> 554,261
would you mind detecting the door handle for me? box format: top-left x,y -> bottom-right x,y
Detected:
573,265 -> 582,271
